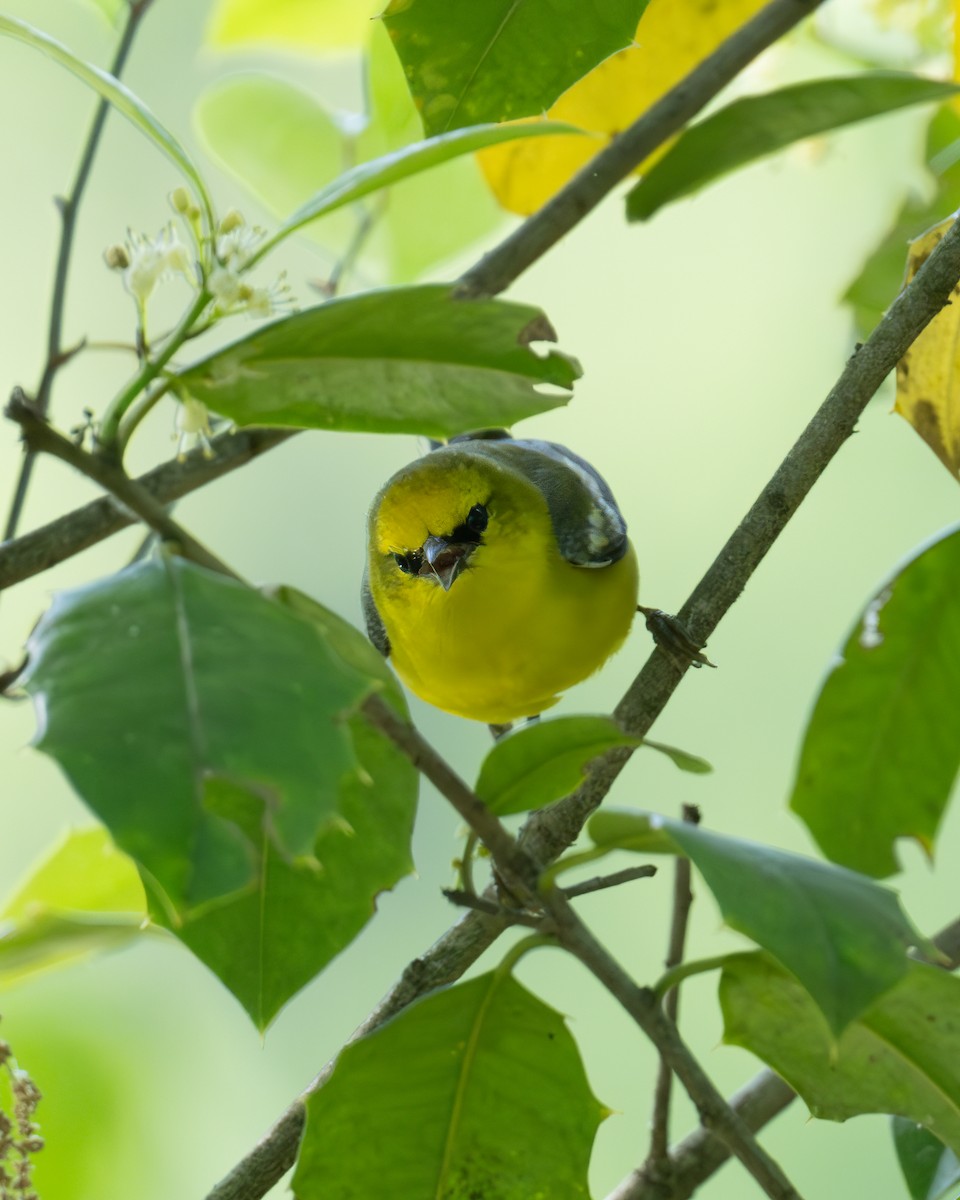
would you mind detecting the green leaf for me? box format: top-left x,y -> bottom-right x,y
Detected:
475,716 -> 640,817
0,14 -> 214,236
721,954 -> 960,1155
642,739 -> 713,774
194,74 -> 353,251
177,285 -> 578,437
0,829 -> 149,986
205,0 -> 380,50
165,589 -> 418,1030
383,0 -> 649,136
23,555 -> 375,914
790,525 -> 960,878
589,811 -> 921,1033
253,117 -> 581,265
294,971 -> 607,1199
894,1118 -> 960,1200
846,108 -> 960,337
627,73 -> 960,221
193,40 -> 567,280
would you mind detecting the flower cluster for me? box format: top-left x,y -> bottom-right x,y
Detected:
207,210 -> 291,319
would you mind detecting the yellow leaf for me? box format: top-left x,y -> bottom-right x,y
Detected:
205,0 -> 380,52
895,214 -> 960,481
477,0 -> 768,217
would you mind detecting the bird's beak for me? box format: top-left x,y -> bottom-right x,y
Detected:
422,535 -> 471,592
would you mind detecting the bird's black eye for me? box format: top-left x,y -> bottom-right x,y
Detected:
394,550 -> 423,575
465,503 -> 488,535
450,503 -> 488,544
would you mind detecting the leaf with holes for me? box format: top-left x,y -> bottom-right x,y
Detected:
790,526 -> 960,877
177,286 -> 578,437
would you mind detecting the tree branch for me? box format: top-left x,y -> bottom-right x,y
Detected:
542,889 -> 805,1200
0,426 -> 292,590
457,0 -> 823,300
5,391 -> 240,581
3,0 -> 154,543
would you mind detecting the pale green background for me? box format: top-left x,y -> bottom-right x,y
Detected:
0,1 -> 958,1197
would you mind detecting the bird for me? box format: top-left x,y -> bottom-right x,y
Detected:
362,431 -> 639,724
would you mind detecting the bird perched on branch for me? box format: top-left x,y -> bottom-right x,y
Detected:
362,431 -> 639,724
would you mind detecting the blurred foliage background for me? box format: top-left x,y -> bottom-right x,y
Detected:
0,0 -> 958,1195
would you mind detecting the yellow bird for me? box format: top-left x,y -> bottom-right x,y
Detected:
363,432 -> 638,724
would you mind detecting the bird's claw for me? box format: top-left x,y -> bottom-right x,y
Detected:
638,606 -> 716,670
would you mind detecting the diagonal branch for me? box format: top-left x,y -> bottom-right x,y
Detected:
5,391 -> 240,581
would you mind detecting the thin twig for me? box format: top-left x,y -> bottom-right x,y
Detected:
5,391 -> 240,581
647,805 -> 699,1168
0,426 -> 292,590
360,693 -> 538,898
606,1071 -> 798,1200
563,865 -> 658,898
3,0 -> 154,542
542,889 -> 805,1200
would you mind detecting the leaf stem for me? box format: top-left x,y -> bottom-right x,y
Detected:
652,955 -> 732,1001
2,0 -> 154,542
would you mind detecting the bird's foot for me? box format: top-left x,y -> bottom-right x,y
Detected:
638,606 -> 716,670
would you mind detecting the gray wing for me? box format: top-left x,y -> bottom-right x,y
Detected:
470,437 -> 629,567
361,567 -> 390,657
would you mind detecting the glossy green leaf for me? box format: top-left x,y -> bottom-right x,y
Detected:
790,525 -> 960,878
253,117 -> 580,265
846,108 -> 960,337
177,285 -> 577,437
475,716 -> 639,816
894,1118 -> 960,1200
722,954 -> 960,1154
294,971 -> 607,1199
627,73 -> 960,221
383,0 -> 649,136
165,589 -> 418,1030
589,811 -> 921,1033
23,555 -> 375,914
0,14 -> 214,235
205,0 -> 380,50
0,829 -> 149,986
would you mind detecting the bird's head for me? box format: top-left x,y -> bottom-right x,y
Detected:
369,450 -> 523,593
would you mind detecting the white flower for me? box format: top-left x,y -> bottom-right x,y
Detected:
174,396 -> 215,460
107,226 -> 195,307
